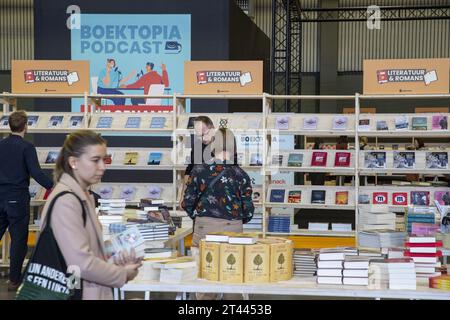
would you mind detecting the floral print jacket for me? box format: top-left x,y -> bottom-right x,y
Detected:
181,163 -> 254,223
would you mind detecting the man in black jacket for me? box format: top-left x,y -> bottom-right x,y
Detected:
0,110 -> 53,291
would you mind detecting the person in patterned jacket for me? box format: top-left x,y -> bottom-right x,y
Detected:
182,128 -> 254,240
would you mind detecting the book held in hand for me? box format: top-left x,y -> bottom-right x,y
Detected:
393,151 -> 415,169
311,151 -> 328,166
334,152 -> 350,167
104,226 -> 145,263
150,116 -> 167,129
287,153 -> 303,167
47,115 -> 63,128
125,116 -> 141,129
124,152 -> 139,165
148,152 -> 162,165
97,116 -> 113,129
432,115 -> 448,130
275,116 -> 289,130
311,190 -> 325,204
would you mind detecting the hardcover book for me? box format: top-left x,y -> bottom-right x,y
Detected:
150,117 -> 167,129
311,190 -> 326,204
44,151 -> 59,164
120,185 -> 137,201
432,115 -> 448,130
395,116 -> 409,130
364,152 -> 386,168
27,115 -> 39,127
271,154 -> 283,166
303,117 -> 318,130
392,192 -> 408,206
288,190 -> 301,204
148,152 -> 162,165
125,116 -> 141,129
124,152 -> 139,165
311,151 -> 328,166
393,152 -> 415,169
69,115 -> 83,128
358,119 -> 370,131
332,116 -> 348,130
275,116 -> 289,130
0,115 -> 9,127
187,116 -> 196,129
147,186 -> 162,199
426,152 -> 448,169
358,194 -> 370,204
97,116 -> 113,129
334,152 -> 350,167
411,191 -> 430,206
47,115 -> 63,128
434,191 -> 450,206
335,191 -> 349,205
249,153 -> 263,166
373,192 -> 388,205
287,153 -> 303,167
376,120 -> 388,131
269,189 -> 286,203
411,117 -> 427,130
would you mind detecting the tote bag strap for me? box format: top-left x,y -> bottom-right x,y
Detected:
44,191 -> 87,228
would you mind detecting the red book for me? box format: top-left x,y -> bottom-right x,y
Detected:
311,151 -> 328,166
392,192 -> 408,205
404,241 -> 443,247
373,192 -> 388,204
43,188 -> 52,200
334,152 -> 350,167
403,250 -> 442,257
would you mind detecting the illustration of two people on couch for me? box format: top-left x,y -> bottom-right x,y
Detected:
95,58 -> 169,106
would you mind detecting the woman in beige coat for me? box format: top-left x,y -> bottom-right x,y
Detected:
40,130 -> 141,300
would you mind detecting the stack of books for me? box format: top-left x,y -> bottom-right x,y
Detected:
293,249 -> 317,277
359,206 -> 396,231
343,256 -> 370,286
205,232 -> 258,245
358,230 -> 407,249
316,249 -> 345,285
387,258 -> 417,290
429,275 -> 450,291
268,215 -> 290,233
404,236 -> 443,283
98,198 -> 126,215
406,207 -> 437,234
144,248 -> 176,260
243,212 -> 263,231
98,215 -> 123,231
130,222 -> 170,242
368,259 -> 389,289
152,257 -> 198,284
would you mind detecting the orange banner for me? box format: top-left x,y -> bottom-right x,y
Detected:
184,61 -> 263,95
363,59 -> 450,95
12,60 -> 90,94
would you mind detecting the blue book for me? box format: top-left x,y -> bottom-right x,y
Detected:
150,117 -> 166,129
147,152 -> 162,165
269,189 -> 286,203
97,116 -> 113,129
27,115 -> 39,127
48,115 -> 63,128
125,117 -> 141,129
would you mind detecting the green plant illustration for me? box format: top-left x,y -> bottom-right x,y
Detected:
227,254 -> 236,270
278,253 -> 285,269
253,254 -> 263,271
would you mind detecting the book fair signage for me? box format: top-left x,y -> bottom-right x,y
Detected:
363,58 -> 450,95
12,60 -> 90,94
184,61 -> 263,94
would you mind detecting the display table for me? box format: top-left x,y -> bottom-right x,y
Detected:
115,276 -> 450,300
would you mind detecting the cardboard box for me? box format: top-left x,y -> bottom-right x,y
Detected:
200,239 -> 221,281
244,243 -> 270,283
219,243 -> 244,283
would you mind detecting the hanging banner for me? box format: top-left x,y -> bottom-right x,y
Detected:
184,60 -> 263,95
71,14 -> 191,112
363,58 -> 450,95
11,60 -> 89,94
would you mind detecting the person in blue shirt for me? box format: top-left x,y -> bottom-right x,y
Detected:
96,58 -> 135,106
0,110 -> 53,291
